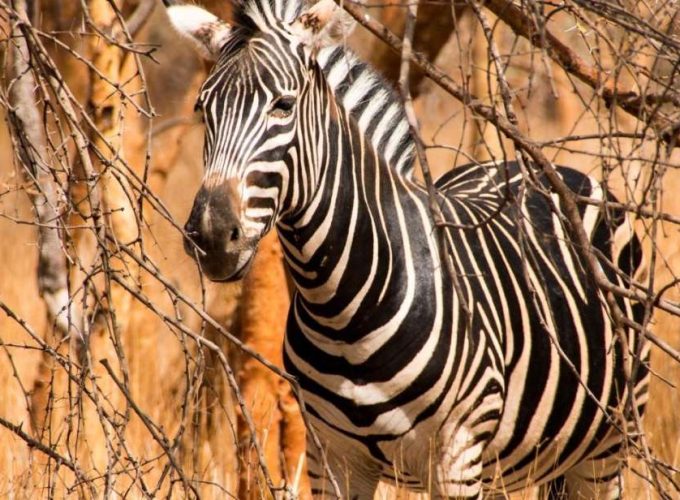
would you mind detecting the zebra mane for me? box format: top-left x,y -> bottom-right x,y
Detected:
316,46 -> 416,178
228,0 -> 416,178
234,0 -> 303,29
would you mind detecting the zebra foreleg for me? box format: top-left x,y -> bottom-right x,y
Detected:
431,426 -> 486,499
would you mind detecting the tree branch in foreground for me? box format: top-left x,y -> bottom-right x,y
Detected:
6,0 -> 81,338
482,0 -> 680,146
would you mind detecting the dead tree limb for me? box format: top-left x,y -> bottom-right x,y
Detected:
6,0 -> 80,338
481,0 -> 680,146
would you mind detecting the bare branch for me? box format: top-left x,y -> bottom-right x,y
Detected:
6,0 -> 80,337
482,0 -> 680,145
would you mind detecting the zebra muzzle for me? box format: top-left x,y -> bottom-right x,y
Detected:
183,184 -> 256,281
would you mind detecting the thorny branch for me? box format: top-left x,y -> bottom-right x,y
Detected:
482,0 -> 680,146
0,0 -> 679,498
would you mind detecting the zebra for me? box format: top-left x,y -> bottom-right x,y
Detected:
164,0 -> 650,497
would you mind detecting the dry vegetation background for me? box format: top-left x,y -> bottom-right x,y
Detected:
0,0 -> 679,498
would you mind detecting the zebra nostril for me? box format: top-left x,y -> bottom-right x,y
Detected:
229,227 -> 241,242
185,229 -> 201,243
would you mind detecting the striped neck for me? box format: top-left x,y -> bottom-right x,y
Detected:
277,62 -> 431,324
316,45 -> 415,179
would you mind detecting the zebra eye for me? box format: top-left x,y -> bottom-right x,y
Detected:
269,95 -> 296,118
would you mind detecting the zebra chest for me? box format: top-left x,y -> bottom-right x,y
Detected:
284,301 -> 503,440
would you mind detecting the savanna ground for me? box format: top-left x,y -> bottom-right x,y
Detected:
0,0 -> 679,498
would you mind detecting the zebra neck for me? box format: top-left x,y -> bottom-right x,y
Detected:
278,101 -> 441,336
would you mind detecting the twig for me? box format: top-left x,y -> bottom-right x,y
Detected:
482,0 -> 680,145
398,0 -> 473,332
6,0 -> 81,338
0,416 -> 90,481
99,358 -> 200,499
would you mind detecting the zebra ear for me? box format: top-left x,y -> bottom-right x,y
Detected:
292,0 -> 355,51
166,5 -> 232,60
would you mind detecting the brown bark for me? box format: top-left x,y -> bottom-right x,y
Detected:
236,232 -> 310,498
7,0 -> 75,338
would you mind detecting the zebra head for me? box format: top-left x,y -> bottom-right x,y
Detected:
166,0 -> 352,281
